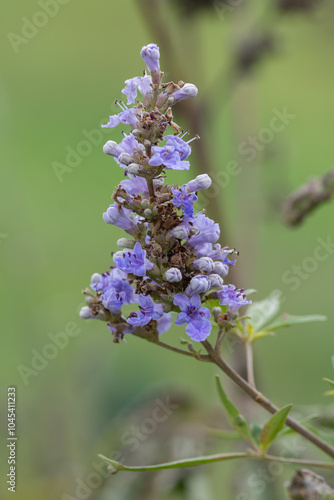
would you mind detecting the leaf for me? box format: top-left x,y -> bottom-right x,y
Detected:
215,376 -> 255,446
251,424 -> 263,445
245,290 -> 282,331
259,405 -> 293,452
264,314 -> 326,332
323,378 -> 334,389
98,451 -> 249,473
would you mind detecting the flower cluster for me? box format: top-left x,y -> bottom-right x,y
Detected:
80,43 -> 251,343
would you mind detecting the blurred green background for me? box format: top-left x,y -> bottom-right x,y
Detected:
1,1 -> 334,499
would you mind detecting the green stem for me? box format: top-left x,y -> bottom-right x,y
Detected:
98,451 -> 334,474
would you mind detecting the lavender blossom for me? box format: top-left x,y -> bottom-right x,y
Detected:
217,285 -> 252,311
114,242 -> 153,277
127,294 -> 163,327
173,293 -> 211,341
149,136 -> 191,170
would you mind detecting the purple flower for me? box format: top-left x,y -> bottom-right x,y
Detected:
102,108 -> 139,129
172,84 -> 198,103
172,186 -> 197,220
122,75 -> 153,105
149,136 -> 191,170
207,244 -> 236,266
173,293 -> 211,342
217,285 -> 252,311
103,204 -> 140,233
90,268 -> 135,314
120,175 -> 149,197
127,294 -> 163,326
156,313 -> 173,335
140,43 -> 160,73
114,242 -> 153,277
188,213 -> 220,251
185,275 -> 211,296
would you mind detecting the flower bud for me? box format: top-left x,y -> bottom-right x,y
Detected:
118,152 -> 133,166
163,268 -> 183,283
141,199 -> 150,209
80,306 -> 94,319
212,307 -> 223,322
172,83 -> 198,103
85,296 -> 94,306
170,225 -> 189,240
193,257 -> 215,273
103,140 -> 122,157
117,238 -> 135,249
186,174 -> 212,193
144,208 -> 152,218
186,275 -> 211,296
214,262 -> 229,277
91,273 -> 101,284
140,43 -> 160,73
208,274 -> 223,288
127,163 -> 141,175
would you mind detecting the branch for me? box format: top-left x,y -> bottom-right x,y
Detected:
201,339 -> 334,460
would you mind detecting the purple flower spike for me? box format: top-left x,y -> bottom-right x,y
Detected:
127,294 -> 163,327
114,242 -> 153,277
140,43 -> 160,73
173,293 -> 212,342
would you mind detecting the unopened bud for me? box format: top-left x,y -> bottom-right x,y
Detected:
170,225 -> 189,240
103,140 -> 122,157
193,257 -> 215,273
214,262 -> 229,278
85,296 -> 94,306
141,199 -> 150,209
172,83 -> 198,103
186,275 -> 211,296
208,274 -> 224,288
212,307 -> 223,322
127,163 -> 141,175
80,306 -> 94,319
118,152 -> 132,166
117,238 -> 135,249
144,208 -> 152,218
186,174 -> 212,193
163,267 -> 183,283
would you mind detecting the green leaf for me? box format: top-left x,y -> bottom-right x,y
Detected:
263,314 -> 326,332
323,378 -> 334,389
215,376 -> 255,446
245,290 -> 282,331
251,424 -> 263,445
259,405 -> 293,452
98,451 -> 249,473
